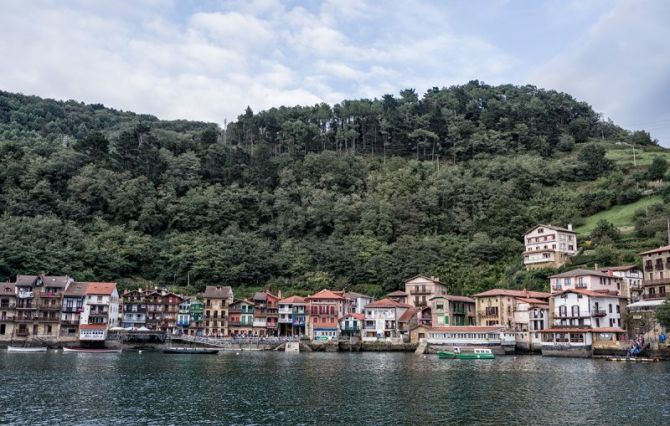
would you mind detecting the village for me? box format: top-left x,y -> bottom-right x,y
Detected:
1,224 -> 669,358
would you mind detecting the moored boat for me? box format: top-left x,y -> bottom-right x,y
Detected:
162,347 -> 219,354
438,347 -> 495,360
63,347 -> 122,353
7,346 -> 48,353
605,356 -> 660,363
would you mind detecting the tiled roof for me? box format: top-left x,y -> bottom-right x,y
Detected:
525,224 -> 575,235
444,295 -> 475,303
279,295 -> 306,304
203,286 -> 233,299
597,265 -> 638,272
364,298 -> 412,309
345,291 -> 372,300
0,283 -> 15,296
41,276 -> 71,288
85,282 -> 117,295
305,289 -> 345,301
640,245 -> 670,255
386,290 -> 407,297
65,282 -> 89,297
474,289 -> 551,299
549,269 -> 612,279
555,289 -> 625,299
541,327 -> 625,333
398,307 -> 421,323
404,275 -> 446,286
340,313 -> 365,321
15,275 -> 39,287
425,326 -> 505,333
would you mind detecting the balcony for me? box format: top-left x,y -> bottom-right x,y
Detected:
40,291 -> 61,298
60,319 -> 80,326
16,304 -> 36,310
643,278 -> 670,286
62,306 -> 83,313
341,326 -> 360,332
90,312 -> 109,317
0,316 -> 15,321
40,317 -> 60,323
591,309 -> 607,317
554,311 -> 588,318
0,303 -> 16,309
409,288 -> 432,295
642,293 -> 667,301
575,284 -> 587,289
39,305 -> 61,311
16,330 -> 29,337
228,308 -> 242,314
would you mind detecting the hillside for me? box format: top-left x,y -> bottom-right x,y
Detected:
0,84 -> 668,297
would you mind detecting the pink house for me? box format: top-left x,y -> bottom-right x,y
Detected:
549,269 -> 623,295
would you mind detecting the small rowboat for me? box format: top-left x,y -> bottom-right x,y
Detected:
63,347 -> 122,353
438,347 -> 495,360
162,347 -> 219,354
7,346 -> 47,353
606,356 -> 660,363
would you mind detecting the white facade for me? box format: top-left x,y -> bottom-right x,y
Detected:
79,326 -> 107,341
363,305 -> 408,341
422,328 -> 516,347
552,292 -> 623,329
513,302 -> 548,350
524,225 -> 577,268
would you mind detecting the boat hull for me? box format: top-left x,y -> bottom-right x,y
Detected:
7,346 -> 47,353
63,347 -> 122,353
438,351 -> 495,360
162,348 -> 219,354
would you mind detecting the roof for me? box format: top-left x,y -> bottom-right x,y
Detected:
339,313 -> 365,321
525,224 -> 575,235
474,289 -> 551,299
627,299 -> 666,309
364,298 -> 412,309
515,297 -> 550,307
549,269 -> 613,279
640,245 -> 670,256
398,307 -> 421,323
424,326 -> 505,333
65,282 -> 89,297
0,283 -> 15,296
541,327 -> 625,333
253,292 -> 267,301
41,276 -> 71,288
404,275 -> 446,286
344,291 -> 372,300
597,265 -> 639,272
555,288 -> 625,299
386,290 -> 407,297
305,289 -> 345,301
15,275 -> 39,287
80,324 -> 107,330
279,295 -> 306,304
85,282 -> 117,295
445,295 -> 475,303
203,286 -> 233,299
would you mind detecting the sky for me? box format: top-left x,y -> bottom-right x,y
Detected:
1,0 -> 669,145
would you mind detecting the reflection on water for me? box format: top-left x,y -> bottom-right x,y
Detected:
0,351 -> 668,424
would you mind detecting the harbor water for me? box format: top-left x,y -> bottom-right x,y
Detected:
1,351 -> 668,424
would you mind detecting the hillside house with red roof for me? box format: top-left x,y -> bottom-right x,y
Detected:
305,289 -> 346,340
362,298 -> 412,342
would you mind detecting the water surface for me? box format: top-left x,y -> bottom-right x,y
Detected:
0,352 -> 667,424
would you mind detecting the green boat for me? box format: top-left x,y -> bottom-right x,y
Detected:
437,348 -> 495,360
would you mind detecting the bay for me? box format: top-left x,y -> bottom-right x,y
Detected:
0,352 -> 668,425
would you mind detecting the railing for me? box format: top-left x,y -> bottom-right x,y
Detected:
39,305 -> 61,311
575,284 -> 587,289
642,293 -> 667,300
554,311 -> 587,318
0,303 -> 16,309
409,289 -> 431,295
40,291 -> 61,298
16,304 -> 36,310
643,278 -> 670,286
591,309 -> 607,317
552,286 -> 562,291
16,330 -> 29,337
62,306 -> 84,313
60,320 -> 80,326
15,317 -> 37,322
0,316 -> 15,321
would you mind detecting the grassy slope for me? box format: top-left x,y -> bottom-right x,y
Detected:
606,144 -> 670,167
574,195 -> 663,236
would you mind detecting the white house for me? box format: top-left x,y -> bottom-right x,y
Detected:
513,297 -> 549,352
523,224 -> 578,270
79,282 -> 119,333
362,299 -> 411,342
598,265 -> 643,302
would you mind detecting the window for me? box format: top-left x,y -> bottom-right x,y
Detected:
616,305 -> 620,313
608,304 -> 612,313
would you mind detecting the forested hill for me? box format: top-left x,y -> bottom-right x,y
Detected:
0,82 -> 667,297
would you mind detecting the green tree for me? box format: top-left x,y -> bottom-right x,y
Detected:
655,296 -> 670,329
648,157 -> 668,181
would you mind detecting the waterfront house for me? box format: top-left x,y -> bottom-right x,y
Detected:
60,282 -> 88,339
253,291 -> 279,336
145,290 -> 183,333
0,283 -> 16,341
549,268 -> 623,295
278,295 -> 306,337
121,289 -> 147,328
305,289 -> 346,341
398,306 -> 432,338
523,224 -> 577,270
177,298 -> 192,332
343,291 -> 374,314
203,285 -> 233,336
541,289 -> 627,357
404,275 -> 448,307
598,265 -> 643,302
79,323 -> 108,341
229,299 -> 254,336
410,325 -> 516,353
362,298 -> 411,342
339,313 -> 364,340
429,295 -> 476,326
14,275 -> 71,339
188,299 -> 204,336
80,282 -> 119,329
473,289 -> 551,327
386,290 -> 408,304
513,297 -> 549,352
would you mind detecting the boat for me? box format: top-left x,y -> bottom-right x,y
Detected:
7,346 -> 47,353
162,347 -> 219,354
63,347 -> 122,353
438,347 -> 495,360
605,356 -> 660,363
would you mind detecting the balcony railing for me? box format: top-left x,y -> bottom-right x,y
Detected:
16,304 -> 36,310
591,309 -> 607,317
16,330 -> 29,337
60,320 -> 80,326
40,291 -> 61,298
642,293 -> 667,300
643,278 -> 670,286
409,289 -> 432,295
0,303 -> 16,309
554,311 -> 588,318
0,316 -> 15,321
39,305 -> 61,311
62,306 -> 84,313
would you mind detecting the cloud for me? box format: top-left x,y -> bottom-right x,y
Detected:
532,0 -> 670,145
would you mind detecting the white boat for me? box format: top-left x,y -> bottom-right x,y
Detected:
7,346 -> 47,353
62,347 -> 122,353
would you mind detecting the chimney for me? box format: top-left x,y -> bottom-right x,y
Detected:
594,263 -> 599,271
567,224 -> 573,231
278,289 -> 282,299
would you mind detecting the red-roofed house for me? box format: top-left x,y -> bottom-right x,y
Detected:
362,299 -> 411,342
81,282 -> 119,330
339,313 -> 365,339
278,295 -> 306,337
404,275 -> 448,307
306,289 -> 346,340
513,297 -> 549,352
523,224 -> 577,270
429,295 -> 476,327
473,289 -> 551,328
549,269 -> 623,295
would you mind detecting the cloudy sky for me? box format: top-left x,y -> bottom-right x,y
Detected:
1,0 -> 669,145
